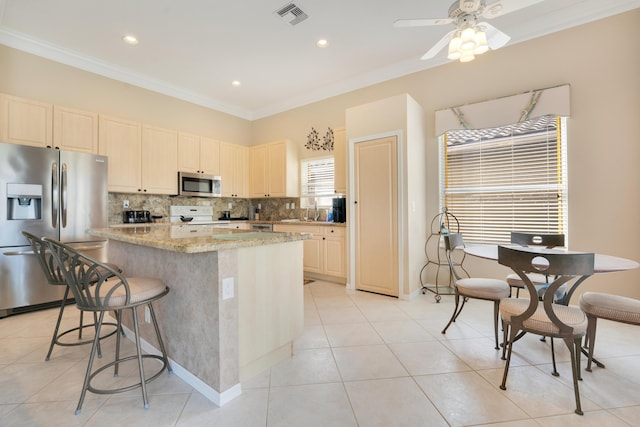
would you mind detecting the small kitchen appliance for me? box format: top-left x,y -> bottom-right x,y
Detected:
123,210 -> 151,223
332,197 -> 346,223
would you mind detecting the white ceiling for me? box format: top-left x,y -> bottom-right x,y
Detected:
1,0 -> 638,120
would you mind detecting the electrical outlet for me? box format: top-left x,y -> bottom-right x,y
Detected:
228,202 -> 232,209
123,200 -> 129,208
291,202 -> 295,209
285,202 -> 290,209
222,278 -> 234,300
144,306 -> 151,323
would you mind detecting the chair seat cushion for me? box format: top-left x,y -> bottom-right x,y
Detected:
98,277 -> 167,308
580,292 -> 640,325
456,278 -> 510,300
500,298 -> 587,336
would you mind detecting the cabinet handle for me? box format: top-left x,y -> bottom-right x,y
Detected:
322,237 -> 326,240
330,230 -> 334,233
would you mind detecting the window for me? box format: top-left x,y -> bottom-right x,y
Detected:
300,157 -> 334,208
440,115 -> 568,244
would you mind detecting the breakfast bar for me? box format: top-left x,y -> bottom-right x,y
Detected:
88,224 -> 308,406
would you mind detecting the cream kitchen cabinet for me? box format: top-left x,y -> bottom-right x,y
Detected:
230,222 -> 249,230
178,132 -> 220,175
141,125 -> 178,194
99,116 -> 178,194
333,127 -> 346,194
273,224 -> 346,280
220,141 -> 248,197
249,139 -> 299,198
99,115 -> 142,193
53,105 -> 98,153
0,93 -> 53,148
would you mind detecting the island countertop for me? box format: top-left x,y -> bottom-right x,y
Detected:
89,224 -> 310,253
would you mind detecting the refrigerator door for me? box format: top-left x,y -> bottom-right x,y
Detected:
0,245 -> 66,316
0,143 -> 58,247
59,150 -> 108,243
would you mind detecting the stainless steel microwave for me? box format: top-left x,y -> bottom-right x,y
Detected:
178,172 -> 222,197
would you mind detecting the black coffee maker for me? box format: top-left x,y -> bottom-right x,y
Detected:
332,197 -> 346,223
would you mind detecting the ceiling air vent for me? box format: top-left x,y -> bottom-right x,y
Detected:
274,2 -> 309,26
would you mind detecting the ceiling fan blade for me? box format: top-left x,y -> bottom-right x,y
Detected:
478,22 -> 511,49
481,0 -> 543,19
421,30 -> 456,60
393,18 -> 452,28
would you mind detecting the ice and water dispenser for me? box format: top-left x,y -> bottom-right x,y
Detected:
7,183 -> 42,220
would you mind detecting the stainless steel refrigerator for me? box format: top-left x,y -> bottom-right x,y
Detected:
0,142 -> 108,317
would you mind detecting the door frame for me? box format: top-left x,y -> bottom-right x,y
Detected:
348,130 -> 406,297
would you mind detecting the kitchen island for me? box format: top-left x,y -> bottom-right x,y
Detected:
88,224 -> 308,406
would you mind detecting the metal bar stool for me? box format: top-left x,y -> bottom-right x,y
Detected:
44,236 -> 172,414
22,231 -> 120,361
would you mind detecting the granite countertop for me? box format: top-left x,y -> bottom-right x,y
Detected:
90,224 -> 310,253
109,220 -> 347,228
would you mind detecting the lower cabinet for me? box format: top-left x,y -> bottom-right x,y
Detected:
231,222 -> 249,230
274,224 -> 346,281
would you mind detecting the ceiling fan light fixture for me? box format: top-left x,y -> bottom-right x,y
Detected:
459,50 -> 475,62
447,36 -> 462,60
460,27 -> 476,51
473,30 -> 489,55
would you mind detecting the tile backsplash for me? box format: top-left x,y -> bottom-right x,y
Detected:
108,193 -> 309,224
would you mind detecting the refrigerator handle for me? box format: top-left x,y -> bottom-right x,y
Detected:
51,162 -> 59,228
61,163 -> 68,228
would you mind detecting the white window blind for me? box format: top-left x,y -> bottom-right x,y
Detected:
441,115 -> 568,244
300,157 -> 334,207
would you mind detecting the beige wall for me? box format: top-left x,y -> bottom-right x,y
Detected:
1,10 -> 638,298
253,10 -> 640,299
0,45 -> 252,145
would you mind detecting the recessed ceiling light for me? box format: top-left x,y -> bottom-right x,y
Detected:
231,80 -> 241,87
316,39 -> 328,48
122,35 -> 139,45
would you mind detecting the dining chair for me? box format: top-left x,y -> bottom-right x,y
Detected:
44,237 -> 172,414
441,233 -> 511,349
507,232 -> 565,298
22,231 -> 120,361
579,292 -> 640,372
498,245 -> 594,415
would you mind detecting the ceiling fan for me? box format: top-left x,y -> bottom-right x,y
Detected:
394,0 -> 543,62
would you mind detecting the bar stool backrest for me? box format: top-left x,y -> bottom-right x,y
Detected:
43,237 -> 130,311
22,231 -> 66,286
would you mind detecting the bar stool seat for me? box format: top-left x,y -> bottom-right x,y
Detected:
579,291 -> 640,371
44,237 -> 172,414
22,231 -> 120,361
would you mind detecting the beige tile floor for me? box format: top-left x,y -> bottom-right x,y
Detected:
2,280 -> 640,426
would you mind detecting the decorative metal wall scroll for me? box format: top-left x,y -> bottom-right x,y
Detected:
306,127 -> 334,151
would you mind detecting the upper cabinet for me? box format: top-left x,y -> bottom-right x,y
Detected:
0,93 -> 98,153
53,105 -> 98,153
0,93 -> 53,148
99,117 -> 178,195
220,141 -> 248,197
333,127 -> 346,194
178,132 -> 220,175
141,125 -> 179,195
249,139 -> 299,198
99,115 -> 142,193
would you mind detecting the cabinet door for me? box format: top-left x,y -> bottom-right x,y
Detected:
303,236 -> 323,273
324,234 -> 346,278
178,132 -> 201,173
267,141 -> 287,197
199,137 -> 220,175
53,106 -> 98,153
98,115 -> 141,193
0,94 -> 53,147
220,142 -> 236,197
142,125 -> 178,194
333,127 -> 346,194
249,144 -> 268,197
220,142 -> 247,197
235,145 -> 249,198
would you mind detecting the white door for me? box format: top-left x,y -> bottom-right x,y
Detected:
354,136 -> 399,297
